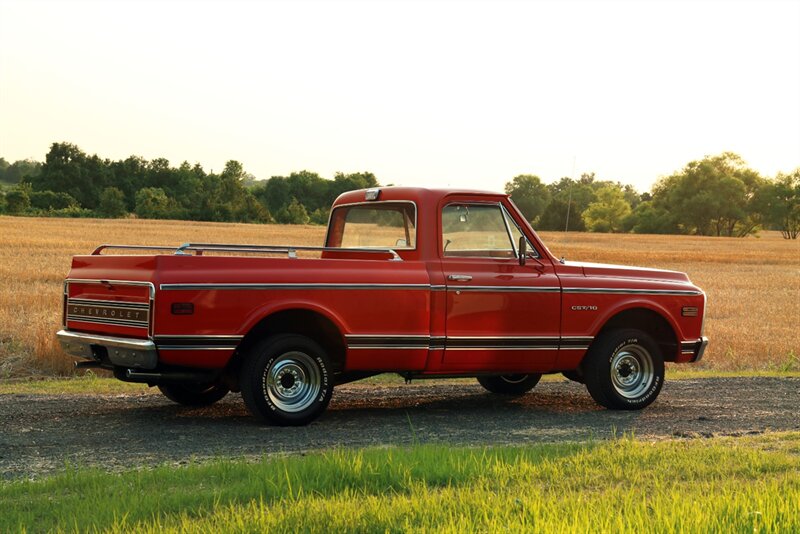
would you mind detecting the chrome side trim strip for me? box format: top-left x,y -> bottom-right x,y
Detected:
156,334 -> 244,341
445,346 -> 559,351
446,286 -> 561,293
154,335 -> 243,350
446,335 -> 561,340
347,346 -> 430,350
157,346 -> 237,351
160,283 -> 431,291
563,287 -> 703,296
344,334 -> 593,351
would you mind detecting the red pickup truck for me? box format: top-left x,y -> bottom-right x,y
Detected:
57,187 -> 708,425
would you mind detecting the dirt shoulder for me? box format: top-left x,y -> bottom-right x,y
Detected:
1,377 -> 798,480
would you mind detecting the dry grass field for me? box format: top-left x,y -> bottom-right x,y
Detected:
0,215 -> 797,376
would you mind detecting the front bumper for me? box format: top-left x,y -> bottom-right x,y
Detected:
681,336 -> 709,363
56,329 -> 158,369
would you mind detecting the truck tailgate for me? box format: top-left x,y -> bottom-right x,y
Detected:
64,255 -> 157,339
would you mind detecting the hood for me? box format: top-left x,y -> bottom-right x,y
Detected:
565,261 -> 692,284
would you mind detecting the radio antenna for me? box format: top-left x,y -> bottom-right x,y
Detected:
564,156 -> 576,234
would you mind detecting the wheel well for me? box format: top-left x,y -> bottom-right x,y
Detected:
594,308 -> 678,362
225,309 -> 346,388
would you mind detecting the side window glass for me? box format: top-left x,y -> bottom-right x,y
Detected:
442,204 -> 515,258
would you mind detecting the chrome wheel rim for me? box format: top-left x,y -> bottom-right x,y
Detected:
610,344 -> 654,399
265,352 -> 320,413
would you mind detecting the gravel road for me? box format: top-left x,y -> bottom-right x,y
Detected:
1,377 -> 798,479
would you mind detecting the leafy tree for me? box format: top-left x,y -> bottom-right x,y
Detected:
285,171 -> 330,213
651,153 -> 764,237
625,201 -> 678,234
135,187 -> 179,219
583,185 -> 632,233
756,169 -> 800,239
0,191 -> 7,213
620,183 -> 643,210
98,187 -> 128,218
329,172 -> 379,200
145,158 -> 174,190
31,143 -> 93,207
538,198 -> 586,231
309,208 -> 330,225
0,158 -> 41,185
504,175 -> 550,224
253,176 -> 293,215
29,190 -> 79,210
5,187 -> 31,214
538,175 -> 599,231
277,197 -> 310,224
109,156 -> 147,209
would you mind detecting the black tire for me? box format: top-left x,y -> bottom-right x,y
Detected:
158,382 -> 229,407
239,334 -> 333,426
477,374 -> 541,396
582,328 -> 664,410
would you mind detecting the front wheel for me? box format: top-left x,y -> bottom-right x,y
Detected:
582,329 -> 664,410
158,382 -> 229,407
477,374 -> 541,396
240,334 -> 333,426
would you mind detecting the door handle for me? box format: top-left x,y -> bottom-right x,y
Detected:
447,274 -> 473,282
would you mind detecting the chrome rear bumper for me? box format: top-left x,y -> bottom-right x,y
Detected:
56,329 -> 158,369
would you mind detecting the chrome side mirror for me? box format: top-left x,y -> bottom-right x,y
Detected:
518,236 -> 527,266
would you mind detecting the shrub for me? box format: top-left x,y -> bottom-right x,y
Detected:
97,187 -> 128,218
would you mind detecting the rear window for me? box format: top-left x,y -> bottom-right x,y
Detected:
326,203 -> 416,249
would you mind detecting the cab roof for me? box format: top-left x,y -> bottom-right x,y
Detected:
332,186 -> 507,207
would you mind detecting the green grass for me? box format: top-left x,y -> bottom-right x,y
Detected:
1,368 -> 797,396
0,372 -> 151,395
3,433 -> 799,532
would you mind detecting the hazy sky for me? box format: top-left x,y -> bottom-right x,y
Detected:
1,0 -> 798,193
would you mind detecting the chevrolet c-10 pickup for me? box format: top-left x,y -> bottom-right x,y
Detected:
57,187 -> 708,425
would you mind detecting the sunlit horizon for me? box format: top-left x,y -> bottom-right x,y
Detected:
1,0 -> 799,193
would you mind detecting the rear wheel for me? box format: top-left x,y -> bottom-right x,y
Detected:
477,374 -> 541,396
582,329 -> 664,410
240,334 -> 333,426
158,382 -> 229,407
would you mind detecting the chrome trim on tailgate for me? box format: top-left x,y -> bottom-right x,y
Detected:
57,329 -> 158,369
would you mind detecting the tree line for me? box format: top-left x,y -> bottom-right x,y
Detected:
0,143 -> 377,225
1,143 -> 797,238
505,152 -> 799,239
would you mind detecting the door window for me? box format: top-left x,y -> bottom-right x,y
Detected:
442,203 -> 515,258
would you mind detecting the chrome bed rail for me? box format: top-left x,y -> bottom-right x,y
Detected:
91,243 -> 402,260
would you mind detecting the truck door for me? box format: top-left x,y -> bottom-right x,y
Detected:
439,199 -> 561,372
